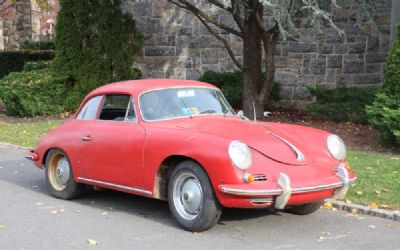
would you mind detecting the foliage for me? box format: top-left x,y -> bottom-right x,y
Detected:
23,61 -> 51,71
306,86 -> 378,123
0,120 -> 63,147
0,69 -> 71,116
53,0 -> 143,110
366,24 -> 400,145
344,151 -> 400,210
199,70 -> 280,109
0,51 -> 54,78
20,39 -> 56,51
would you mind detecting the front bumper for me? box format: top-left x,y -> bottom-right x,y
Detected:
219,164 -> 355,209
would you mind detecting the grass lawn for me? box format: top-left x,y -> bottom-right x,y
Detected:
0,120 -> 62,148
0,119 -> 399,209
345,151 -> 400,210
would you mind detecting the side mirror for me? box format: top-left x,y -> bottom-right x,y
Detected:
237,110 -> 249,120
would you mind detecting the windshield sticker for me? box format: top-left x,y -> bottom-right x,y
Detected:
180,107 -> 199,115
177,90 -> 195,98
181,108 -> 190,115
188,107 -> 198,114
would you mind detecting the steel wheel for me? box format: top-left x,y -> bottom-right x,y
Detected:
172,172 -> 203,220
45,149 -> 82,200
168,161 -> 222,232
48,152 -> 70,191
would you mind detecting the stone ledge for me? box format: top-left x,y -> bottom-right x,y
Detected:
326,199 -> 400,222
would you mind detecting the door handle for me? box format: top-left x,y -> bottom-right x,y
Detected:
81,136 -> 93,142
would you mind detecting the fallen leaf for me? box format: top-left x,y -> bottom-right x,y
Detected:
101,212 -> 108,216
368,225 -> 376,229
50,210 -> 59,214
383,188 -> 390,192
345,199 -> 352,204
351,208 -> 357,214
35,202 -> 44,206
356,191 -> 363,195
87,239 -> 98,246
380,204 -> 390,209
323,202 -> 332,209
375,190 -> 381,195
0,224 -> 4,230
385,224 -> 394,228
390,157 -> 400,160
369,203 -> 379,209
332,207 -> 338,211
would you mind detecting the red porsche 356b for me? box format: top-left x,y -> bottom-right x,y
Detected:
26,79 -> 356,231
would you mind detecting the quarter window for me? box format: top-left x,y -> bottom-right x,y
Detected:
98,95 -> 136,122
77,96 -> 102,120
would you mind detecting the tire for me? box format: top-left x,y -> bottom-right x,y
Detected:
168,161 -> 222,232
285,201 -> 324,215
45,149 -> 83,200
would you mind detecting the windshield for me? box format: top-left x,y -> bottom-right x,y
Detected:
139,87 -> 235,121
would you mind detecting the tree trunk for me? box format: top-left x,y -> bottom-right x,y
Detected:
242,3 -> 263,120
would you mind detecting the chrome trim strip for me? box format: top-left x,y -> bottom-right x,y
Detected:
77,177 -> 152,195
266,132 -> 305,161
220,177 -> 357,197
25,155 -> 34,161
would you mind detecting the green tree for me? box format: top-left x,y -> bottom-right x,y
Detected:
163,0 -> 377,119
53,0 -> 143,110
366,24 -> 400,145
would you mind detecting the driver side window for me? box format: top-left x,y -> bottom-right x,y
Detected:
98,95 -> 136,122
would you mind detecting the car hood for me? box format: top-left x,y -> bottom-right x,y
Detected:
170,116 -> 317,166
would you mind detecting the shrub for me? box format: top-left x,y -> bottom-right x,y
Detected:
0,69 -> 70,116
306,86 -> 378,123
23,61 -> 52,71
366,24 -> 400,145
53,0 -> 143,110
0,51 -> 55,78
20,39 -> 55,50
199,70 -> 280,109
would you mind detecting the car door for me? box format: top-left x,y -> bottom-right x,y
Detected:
79,94 -> 146,189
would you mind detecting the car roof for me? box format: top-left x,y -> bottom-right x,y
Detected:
88,79 -> 218,96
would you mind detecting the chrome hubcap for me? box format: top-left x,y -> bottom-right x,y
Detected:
56,158 -> 70,185
173,173 -> 203,220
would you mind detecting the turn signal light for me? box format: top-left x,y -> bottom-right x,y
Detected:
243,173 -> 255,183
344,162 -> 352,172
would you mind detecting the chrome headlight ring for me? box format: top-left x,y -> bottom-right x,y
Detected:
228,140 -> 252,170
327,134 -> 347,161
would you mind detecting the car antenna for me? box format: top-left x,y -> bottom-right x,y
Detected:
253,101 -> 257,122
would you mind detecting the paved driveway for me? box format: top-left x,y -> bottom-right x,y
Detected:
0,145 -> 399,250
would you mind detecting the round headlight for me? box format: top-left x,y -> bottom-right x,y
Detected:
327,134 -> 346,161
228,141 -> 252,170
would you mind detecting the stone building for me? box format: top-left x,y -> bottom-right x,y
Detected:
123,0 -> 396,108
0,0 -> 59,50
1,0 -> 399,107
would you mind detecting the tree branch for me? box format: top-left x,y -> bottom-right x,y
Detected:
194,11 -> 244,70
167,0 -> 243,38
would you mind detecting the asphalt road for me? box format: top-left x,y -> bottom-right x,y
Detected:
0,145 -> 399,250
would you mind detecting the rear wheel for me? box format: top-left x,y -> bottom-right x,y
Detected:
45,149 -> 83,200
285,201 -> 324,215
168,161 -> 222,232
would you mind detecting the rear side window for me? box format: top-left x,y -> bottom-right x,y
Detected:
77,96 -> 102,120
98,95 -> 136,122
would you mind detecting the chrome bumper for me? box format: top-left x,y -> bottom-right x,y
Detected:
220,164 -> 355,209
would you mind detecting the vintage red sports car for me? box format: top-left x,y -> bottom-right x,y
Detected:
26,79 -> 356,231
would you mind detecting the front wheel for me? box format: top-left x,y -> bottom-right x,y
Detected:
285,201 -> 324,215
168,161 -> 222,232
45,149 -> 83,200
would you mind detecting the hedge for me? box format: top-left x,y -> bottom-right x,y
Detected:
0,50 -> 55,78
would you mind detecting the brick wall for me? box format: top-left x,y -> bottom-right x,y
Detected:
123,0 -> 392,108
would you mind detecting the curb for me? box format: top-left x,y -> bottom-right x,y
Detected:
0,142 -> 31,151
326,199 -> 400,222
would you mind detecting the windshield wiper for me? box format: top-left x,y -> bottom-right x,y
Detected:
198,109 -> 217,114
